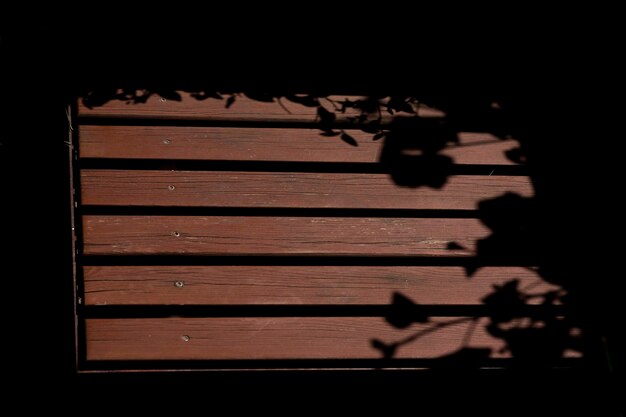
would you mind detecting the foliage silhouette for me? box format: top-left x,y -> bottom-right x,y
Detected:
78,84 -> 621,398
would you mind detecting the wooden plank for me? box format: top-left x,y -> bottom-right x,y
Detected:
83,266 -> 557,306
78,93 -> 326,122
78,92 -> 442,122
82,216 -> 489,256
79,126 -> 382,162
85,316 -> 507,360
79,125 -> 517,165
80,170 -> 532,209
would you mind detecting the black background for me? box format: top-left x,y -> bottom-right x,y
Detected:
1,15 -> 623,414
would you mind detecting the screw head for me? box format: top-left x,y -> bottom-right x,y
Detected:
174,281 -> 184,288
168,185 -> 176,191
181,335 -> 190,342
172,231 -> 180,237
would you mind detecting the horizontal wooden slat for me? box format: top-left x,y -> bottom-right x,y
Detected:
80,171 -> 532,209
86,317 -> 506,360
78,93 -> 329,122
79,125 -> 517,165
83,266 -> 557,306
82,216 -> 489,256
78,92 -> 443,122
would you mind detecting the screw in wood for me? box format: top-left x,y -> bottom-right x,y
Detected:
168,185 -> 176,191
174,281 -> 184,288
159,97 -> 167,102
172,231 -> 180,237
181,335 -> 190,342
162,138 -> 172,144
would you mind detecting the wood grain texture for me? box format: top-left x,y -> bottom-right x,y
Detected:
83,266 -> 556,306
80,170 -> 532,209
79,125 -> 518,165
85,316 -> 506,360
78,92 -> 442,122
76,91 -> 574,372
78,93 -> 329,122
82,216 -> 489,256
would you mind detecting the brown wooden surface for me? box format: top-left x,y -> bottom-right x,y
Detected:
78,93 -> 339,122
86,316 -> 506,360
75,91 -> 553,371
78,93 -> 443,122
80,170 -> 532,209
83,266 -> 554,306
82,216 -> 489,256
79,125 -> 517,165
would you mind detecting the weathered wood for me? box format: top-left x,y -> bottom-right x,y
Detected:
83,266 -> 555,306
79,125 -> 517,165
78,93 -> 331,122
82,216 -> 489,256
78,92 -> 442,122
80,171 -> 532,209
74,90 -> 557,372
85,316 -> 506,360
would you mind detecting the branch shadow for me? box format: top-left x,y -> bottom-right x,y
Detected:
71,78 -> 623,413
76,82 -> 620,365
370,95 -> 608,369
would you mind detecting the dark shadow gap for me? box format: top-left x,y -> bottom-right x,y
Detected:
81,255 -> 538,267
78,357 -> 584,372
78,114 -> 496,128
81,304 -> 568,319
79,206 -> 481,218
78,158 -> 528,175
78,116 -> 397,129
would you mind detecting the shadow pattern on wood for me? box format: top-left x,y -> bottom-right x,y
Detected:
74,84 -> 615,375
